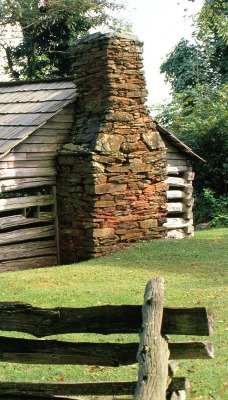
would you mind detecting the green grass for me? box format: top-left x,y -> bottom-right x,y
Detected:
1,228 -> 228,399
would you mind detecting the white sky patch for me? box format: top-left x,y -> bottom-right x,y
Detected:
0,23 -> 22,80
0,0 -> 204,104
126,0 -> 204,105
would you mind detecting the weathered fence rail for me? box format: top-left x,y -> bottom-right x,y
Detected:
0,277 -> 214,400
0,302 -> 213,336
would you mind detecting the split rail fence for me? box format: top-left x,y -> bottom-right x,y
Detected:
0,277 -> 214,399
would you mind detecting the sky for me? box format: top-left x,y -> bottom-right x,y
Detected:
125,0 -> 204,105
0,0 -> 204,105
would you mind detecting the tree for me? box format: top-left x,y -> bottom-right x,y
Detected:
161,1 -> 228,92
154,0 -> 228,224
0,0 -> 127,80
160,38 -> 215,93
155,84 -> 228,197
196,0 -> 228,83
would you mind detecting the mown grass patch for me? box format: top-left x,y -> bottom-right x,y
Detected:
0,228 -> 227,399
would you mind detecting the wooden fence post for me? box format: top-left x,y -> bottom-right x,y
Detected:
0,277 -> 214,400
134,277 -> 169,400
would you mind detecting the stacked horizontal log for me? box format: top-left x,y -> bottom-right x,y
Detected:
163,142 -> 195,238
57,33 -> 167,262
0,105 -> 75,193
0,104 -> 75,271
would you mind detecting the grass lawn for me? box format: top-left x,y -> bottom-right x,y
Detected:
0,228 -> 227,399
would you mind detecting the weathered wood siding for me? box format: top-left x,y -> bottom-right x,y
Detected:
0,103 -> 75,271
163,140 -> 195,238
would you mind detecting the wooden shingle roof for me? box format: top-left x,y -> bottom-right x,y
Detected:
0,80 -> 77,159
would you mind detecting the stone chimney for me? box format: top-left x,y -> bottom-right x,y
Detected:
57,32 -> 167,263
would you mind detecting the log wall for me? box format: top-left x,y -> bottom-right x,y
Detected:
0,104 -> 75,271
163,141 -> 195,238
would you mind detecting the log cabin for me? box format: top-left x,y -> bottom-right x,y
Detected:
0,32 -> 203,271
156,123 -> 203,239
0,80 -> 77,271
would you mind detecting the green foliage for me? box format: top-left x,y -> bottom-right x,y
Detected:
155,0 -> 228,223
160,1 -> 228,92
0,0 -> 128,80
154,83 -> 228,198
197,0 -> 228,83
198,0 -> 228,45
160,39 -> 215,93
194,188 -> 228,226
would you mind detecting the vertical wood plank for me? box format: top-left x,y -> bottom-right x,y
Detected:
134,277 -> 169,400
52,186 -> 60,264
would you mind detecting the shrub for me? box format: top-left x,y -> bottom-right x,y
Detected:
194,188 -> 228,227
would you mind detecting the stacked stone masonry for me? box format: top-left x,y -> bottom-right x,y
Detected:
57,33 -> 168,262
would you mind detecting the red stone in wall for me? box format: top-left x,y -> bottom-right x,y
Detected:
57,33 -> 167,263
